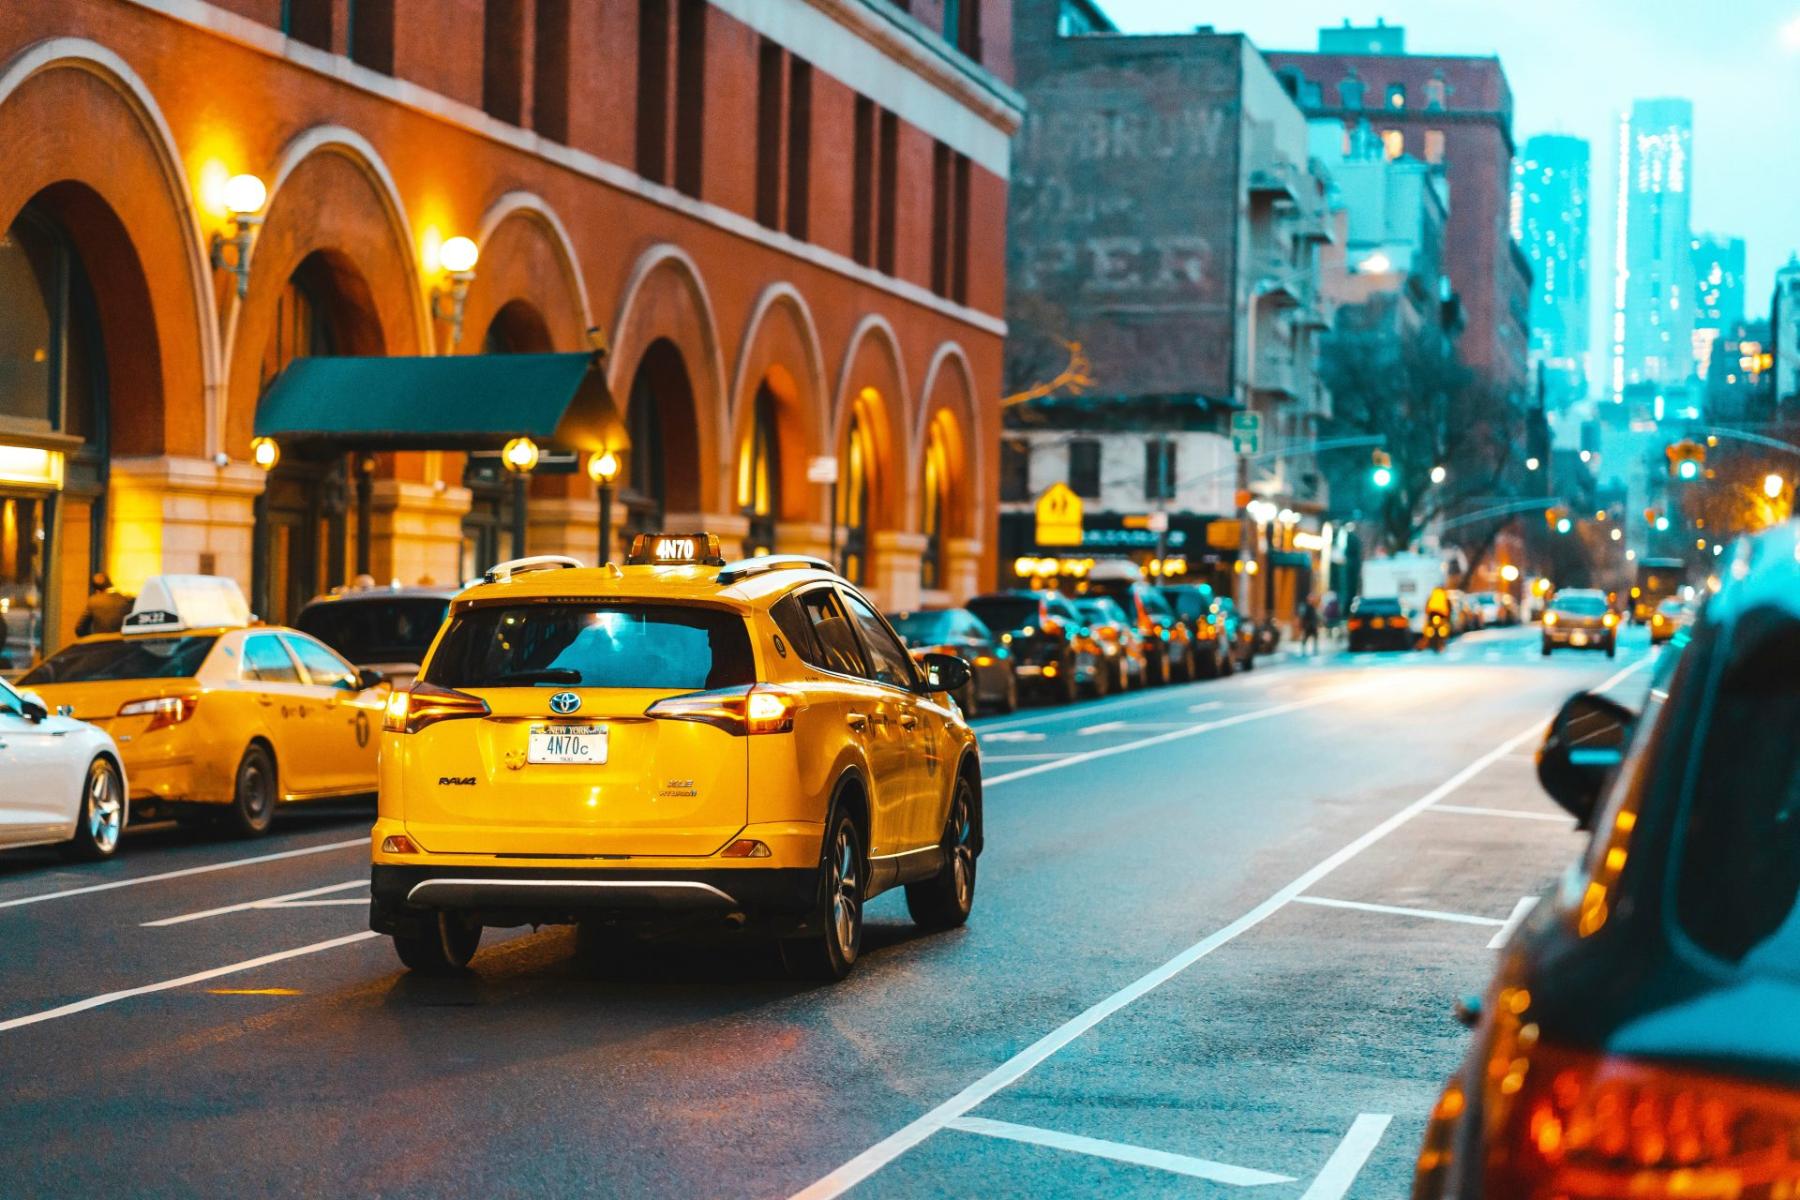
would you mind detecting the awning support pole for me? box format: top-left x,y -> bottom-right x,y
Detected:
355,459 -> 373,578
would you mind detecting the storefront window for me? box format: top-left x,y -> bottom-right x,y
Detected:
737,384 -> 781,557
920,417 -> 950,591
838,408 -> 872,584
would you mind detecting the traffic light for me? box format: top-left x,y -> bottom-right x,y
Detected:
1665,439 -> 1705,481
1544,507 -> 1573,534
1370,449 -> 1393,489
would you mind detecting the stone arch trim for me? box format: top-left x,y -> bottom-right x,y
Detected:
914,341 -> 983,540
0,37 -> 220,454
221,124 -> 431,453
831,314 -> 914,531
607,244 -> 729,513
470,190 -> 594,343
729,283 -> 830,522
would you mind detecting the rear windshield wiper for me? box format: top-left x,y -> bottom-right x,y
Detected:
494,668 -> 583,685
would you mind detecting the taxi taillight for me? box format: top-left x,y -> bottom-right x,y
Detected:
383,682 -> 490,734
645,684 -> 801,735
1485,1039 -> 1800,1197
117,695 -> 199,731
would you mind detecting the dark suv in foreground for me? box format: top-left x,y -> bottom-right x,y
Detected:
1414,523 -> 1800,1199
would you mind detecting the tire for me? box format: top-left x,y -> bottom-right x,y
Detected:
1196,644 -> 1219,680
224,744 -> 277,837
393,911 -> 482,975
1058,658 -> 1079,705
1151,649 -> 1171,687
782,803 -> 866,982
61,757 -> 124,861
1218,640 -> 1235,676
907,772 -> 977,931
997,672 -> 1018,714
1542,642 -> 1553,657
1089,657 -> 1112,699
958,682 -> 979,720
1606,642 -> 1616,659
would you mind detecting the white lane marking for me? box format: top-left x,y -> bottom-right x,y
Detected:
1078,720 -> 1127,735
1488,896 -> 1540,950
1292,895 -> 1506,928
968,660 -> 1307,736
945,1117 -> 1295,1186
983,687 -> 1365,788
981,753 -> 1073,763
789,720 -> 1543,1200
1188,701 -> 1224,713
142,880 -> 369,927
1594,656 -> 1652,695
0,838 -> 367,911
982,730 -> 1046,744
1428,803 -> 1570,823
0,931 -> 381,1033
1300,1114 -> 1392,1200
262,898 -> 368,908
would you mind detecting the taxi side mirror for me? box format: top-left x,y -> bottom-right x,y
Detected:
1536,690 -> 1634,829
918,652 -> 971,696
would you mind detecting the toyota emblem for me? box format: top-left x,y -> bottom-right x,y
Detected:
548,691 -> 582,715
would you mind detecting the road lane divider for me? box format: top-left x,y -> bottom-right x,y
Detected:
1291,895 -> 1507,928
1487,896 -> 1540,950
944,1117 -> 1295,1186
0,837 -> 366,911
790,717 -> 1550,1200
1300,1115 -> 1393,1200
0,931 -> 380,1033
1427,803 -> 1569,823
142,879 -> 368,927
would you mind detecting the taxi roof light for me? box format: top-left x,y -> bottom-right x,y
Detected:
625,532 -> 725,567
122,575 -> 251,635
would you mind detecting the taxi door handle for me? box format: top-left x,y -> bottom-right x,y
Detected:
898,713 -> 918,730
846,712 -> 869,731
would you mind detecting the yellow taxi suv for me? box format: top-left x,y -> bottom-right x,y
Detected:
371,536 -> 983,981
21,576 -> 390,836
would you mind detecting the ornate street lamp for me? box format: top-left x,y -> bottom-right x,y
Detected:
432,236 -> 480,348
501,436 -> 537,557
211,173 -> 267,298
587,449 -> 621,564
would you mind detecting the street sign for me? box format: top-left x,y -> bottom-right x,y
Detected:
1230,412 -> 1262,457
1144,511 -> 1169,533
806,455 -> 839,485
1035,482 -> 1085,547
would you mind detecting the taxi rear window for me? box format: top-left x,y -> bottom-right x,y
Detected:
20,636 -> 217,684
422,603 -> 754,691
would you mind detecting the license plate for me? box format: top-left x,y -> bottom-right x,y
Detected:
1571,632 -> 1588,647
527,723 -> 608,765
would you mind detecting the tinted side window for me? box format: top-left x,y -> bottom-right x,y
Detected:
242,635 -> 302,684
795,588 -> 867,677
1139,588 -> 1175,620
285,635 -> 359,690
841,589 -> 917,689
770,594 -> 820,662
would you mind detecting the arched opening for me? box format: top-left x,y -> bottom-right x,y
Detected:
620,338 -> 701,546
255,250 -> 385,623
837,388 -> 883,585
460,299 -> 554,576
735,369 -> 790,557
0,198 -> 109,663
920,411 -> 954,592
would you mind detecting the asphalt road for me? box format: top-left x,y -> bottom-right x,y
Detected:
0,624 -> 1658,1199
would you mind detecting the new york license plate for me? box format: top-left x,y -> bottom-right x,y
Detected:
527,723 -> 608,765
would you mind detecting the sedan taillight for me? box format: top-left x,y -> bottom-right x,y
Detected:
383,682 -> 490,734
117,695 -> 199,732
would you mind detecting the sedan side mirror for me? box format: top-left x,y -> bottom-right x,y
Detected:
18,697 -> 47,724
1536,690 -> 1635,828
918,652 -> 971,696
357,667 -> 388,691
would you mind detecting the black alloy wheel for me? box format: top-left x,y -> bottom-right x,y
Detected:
393,911 -> 483,974
906,774 -> 977,931
782,804 -> 866,981
225,744 -> 277,837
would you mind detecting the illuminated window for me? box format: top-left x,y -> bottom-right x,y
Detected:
1385,83 -> 1406,109
1424,129 -> 1446,163
737,384 -> 781,556
1381,128 -> 1405,160
838,404 -> 875,584
920,415 -> 954,591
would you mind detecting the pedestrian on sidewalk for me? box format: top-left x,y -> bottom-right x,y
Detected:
1298,594 -> 1321,655
1322,590 -> 1341,641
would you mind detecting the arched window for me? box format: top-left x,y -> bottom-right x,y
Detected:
738,383 -> 781,556
838,404 -> 873,584
624,357 -> 668,540
920,416 -> 950,591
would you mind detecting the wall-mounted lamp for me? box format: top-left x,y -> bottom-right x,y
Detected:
502,436 -> 539,474
250,436 -> 281,472
210,173 -> 267,298
432,235 -> 480,348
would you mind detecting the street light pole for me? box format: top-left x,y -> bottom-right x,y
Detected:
587,449 -> 620,565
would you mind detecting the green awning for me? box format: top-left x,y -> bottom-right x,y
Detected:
254,353 -> 627,452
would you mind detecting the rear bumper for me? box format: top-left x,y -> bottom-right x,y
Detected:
370,863 -> 818,934
1543,626 -> 1613,648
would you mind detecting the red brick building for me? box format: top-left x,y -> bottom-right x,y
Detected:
1267,27 -> 1531,397
0,0 -> 1020,661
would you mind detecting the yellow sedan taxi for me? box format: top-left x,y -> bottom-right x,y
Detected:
21,576 -> 389,836
371,535 -> 983,980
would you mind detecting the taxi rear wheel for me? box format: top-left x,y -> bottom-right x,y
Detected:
225,745 -> 277,837
906,775 -> 977,931
781,805 -> 865,982
393,912 -> 482,975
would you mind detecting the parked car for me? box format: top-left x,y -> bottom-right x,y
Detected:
1648,595 -> 1694,646
1212,596 -> 1258,671
1346,596 -> 1413,651
0,676 -> 127,860
1159,583 -> 1235,678
887,607 -> 1018,716
1081,567 -> 1196,685
965,590 -> 1101,705
1414,520 -> 1800,1200
1467,591 -> 1518,628
1074,595 -> 1149,691
294,585 -> 456,686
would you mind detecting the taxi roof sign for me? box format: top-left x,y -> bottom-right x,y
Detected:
626,532 -> 725,567
122,575 -> 252,635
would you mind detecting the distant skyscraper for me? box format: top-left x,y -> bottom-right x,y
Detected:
1513,134 -> 1590,405
1691,233 -> 1745,380
1612,98 -> 1695,406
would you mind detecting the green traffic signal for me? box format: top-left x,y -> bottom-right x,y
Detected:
1677,459 -> 1700,481
1371,466 -> 1393,488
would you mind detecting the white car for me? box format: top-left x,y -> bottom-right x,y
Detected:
0,676 -> 127,859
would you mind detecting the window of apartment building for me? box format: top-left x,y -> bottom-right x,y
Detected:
674,0 -> 708,198
1424,71 -> 1448,109
347,0 -> 395,73
1424,129 -> 1446,164
281,0 -> 332,51
1145,440 -> 1177,502
1000,438 -> 1031,502
533,0 -> 571,142
481,0 -> 526,125
930,143 -> 951,297
785,60 -> 813,240
1381,128 -> 1405,160
852,96 -> 875,267
1385,83 -> 1406,109
755,39 -> 784,228
636,0 -> 671,184
1337,72 -> 1364,109
931,141 -> 973,302
752,44 -> 812,239
877,108 -> 899,274
1068,440 -> 1101,499
952,152 -> 971,304
943,0 -> 982,62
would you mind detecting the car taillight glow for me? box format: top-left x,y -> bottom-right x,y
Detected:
1486,1038 -> 1800,1198
645,684 -> 801,736
1544,612 -> 1558,625
383,682 -> 490,734
117,695 -> 199,731
380,834 -> 420,854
